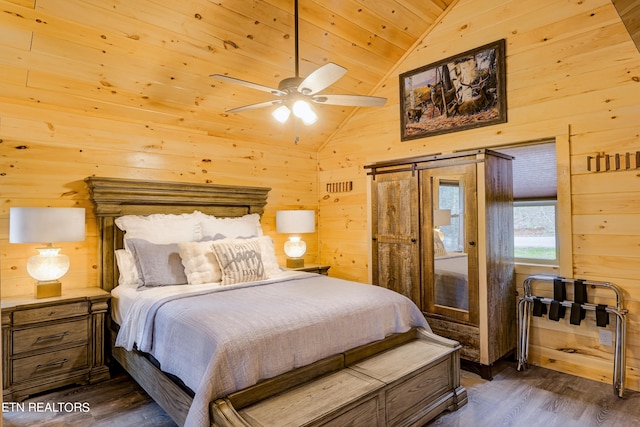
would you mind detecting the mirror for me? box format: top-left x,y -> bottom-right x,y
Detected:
433,176 -> 469,311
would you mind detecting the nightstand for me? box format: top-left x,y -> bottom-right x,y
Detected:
2,287 -> 110,402
286,264 -> 331,275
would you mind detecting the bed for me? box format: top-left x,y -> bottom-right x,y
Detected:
434,253 -> 469,310
86,176 -> 467,427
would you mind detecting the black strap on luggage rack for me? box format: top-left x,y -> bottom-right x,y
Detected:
516,274 -> 628,397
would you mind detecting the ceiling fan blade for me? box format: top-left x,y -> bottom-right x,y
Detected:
226,99 -> 284,113
211,74 -> 286,96
311,94 -> 387,107
297,63 -> 347,95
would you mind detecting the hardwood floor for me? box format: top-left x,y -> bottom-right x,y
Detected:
430,362 -> 640,426
2,367 -> 177,427
4,362 -> 640,426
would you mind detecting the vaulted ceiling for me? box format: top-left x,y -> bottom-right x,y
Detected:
612,0 -> 640,54
5,1 -> 638,151
1,0 -> 454,150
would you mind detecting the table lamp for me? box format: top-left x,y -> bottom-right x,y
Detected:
9,207 -> 86,298
433,209 -> 451,241
276,210 -> 315,268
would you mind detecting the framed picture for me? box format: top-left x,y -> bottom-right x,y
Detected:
399,39 -> 506,141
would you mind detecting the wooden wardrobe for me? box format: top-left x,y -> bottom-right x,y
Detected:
366,149 -> 515,379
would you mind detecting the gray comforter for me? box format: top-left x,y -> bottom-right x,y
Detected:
115,272 -> 429,427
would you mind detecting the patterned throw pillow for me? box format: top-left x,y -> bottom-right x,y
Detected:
211,238 -> 266,285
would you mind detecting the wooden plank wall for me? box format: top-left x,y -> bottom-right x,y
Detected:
318,0 -> 640,390
0,111 -> 319,297
0,106 -> 320,296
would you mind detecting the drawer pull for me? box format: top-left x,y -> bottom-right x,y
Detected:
36,332 -> 69,342
36,359 -> 68,370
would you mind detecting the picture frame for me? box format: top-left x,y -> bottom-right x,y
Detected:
399,39 -> 506,141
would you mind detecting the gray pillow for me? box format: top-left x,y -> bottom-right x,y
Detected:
127,238 -> 188,288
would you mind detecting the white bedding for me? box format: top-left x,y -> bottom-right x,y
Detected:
434,253 -> 468,309
111,271 -> 430,427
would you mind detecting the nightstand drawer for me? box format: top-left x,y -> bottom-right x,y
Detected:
3,288 -> 110,401
13,319 -> 89,355
12,345 -> 89,383
13,302 -> 88,325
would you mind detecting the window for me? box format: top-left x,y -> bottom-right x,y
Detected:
438,180 -> 464,253
496,142 -> 558,265
513,200 -> 558,263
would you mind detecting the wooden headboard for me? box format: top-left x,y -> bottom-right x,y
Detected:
85,177 -> 271,292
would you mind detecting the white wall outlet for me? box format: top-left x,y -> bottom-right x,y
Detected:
599,329 -> 613,346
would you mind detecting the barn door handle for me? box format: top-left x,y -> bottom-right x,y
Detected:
469,241 -> 476,246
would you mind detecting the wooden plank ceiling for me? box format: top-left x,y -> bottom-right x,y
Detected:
0,0 -> 454,149
612,0 -> 640,54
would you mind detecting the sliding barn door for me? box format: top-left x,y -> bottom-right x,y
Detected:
371,171 -> 421,309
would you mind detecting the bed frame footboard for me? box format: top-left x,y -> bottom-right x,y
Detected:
110,327 -> 466,427
211,328 -> 467,427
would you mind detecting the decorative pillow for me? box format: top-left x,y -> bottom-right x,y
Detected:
178,241 -> 222,285
115,212 -> 201,247
197,212 -> 263,240
127,238 -> 188,288
258,236 -> 282,277
115,249 -> 139,287
434,233 -> 447,257
211,238 -> 266,285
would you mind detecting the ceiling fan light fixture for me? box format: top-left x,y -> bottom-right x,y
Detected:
272,105 -> 291,123
211,0 -> 386,139
292,100 -> 317,125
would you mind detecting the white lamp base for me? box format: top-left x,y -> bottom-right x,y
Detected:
284,236 -> 306,268
35,281 -> 62,299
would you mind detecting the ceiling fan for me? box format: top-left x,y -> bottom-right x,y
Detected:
210,0 -> 386,127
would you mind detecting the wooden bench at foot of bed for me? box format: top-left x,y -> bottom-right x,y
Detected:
212,328 -> 467,427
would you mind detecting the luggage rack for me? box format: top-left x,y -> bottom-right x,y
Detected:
517,275 -> 628,397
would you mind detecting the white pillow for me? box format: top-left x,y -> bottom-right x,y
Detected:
258,236 -> 282,277
115,249 -> 139,287
178,241 -> 222,285
115,212 -> 201,246
197,212 -> 263,240
211,238 -> 266,285
434,232 -> 447,257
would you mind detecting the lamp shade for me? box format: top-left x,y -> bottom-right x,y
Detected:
276,210 -> 315,234
433,209 -> 451,227
10,207 -> 86,244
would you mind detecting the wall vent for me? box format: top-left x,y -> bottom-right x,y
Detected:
326,181 -> 353,193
